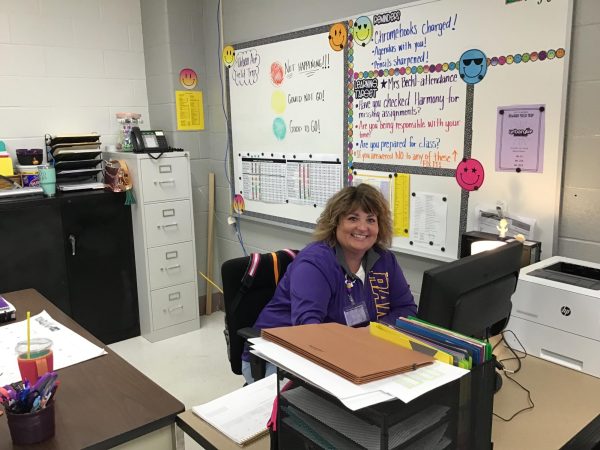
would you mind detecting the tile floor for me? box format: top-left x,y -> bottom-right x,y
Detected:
109,311 -> 244,450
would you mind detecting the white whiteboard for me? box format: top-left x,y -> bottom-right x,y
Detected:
229,26 -> 346,226
227,0 -> 573,260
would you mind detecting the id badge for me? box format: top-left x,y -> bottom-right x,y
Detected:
344,301 -> 369,327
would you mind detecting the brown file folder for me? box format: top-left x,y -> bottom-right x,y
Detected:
261,322 -> 433,384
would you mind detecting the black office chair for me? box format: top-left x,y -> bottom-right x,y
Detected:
222,249 -> 298,381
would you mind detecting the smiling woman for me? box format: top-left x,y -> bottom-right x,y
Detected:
241,184 -> 417,384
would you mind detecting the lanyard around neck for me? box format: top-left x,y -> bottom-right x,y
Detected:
345,274 -> 357,305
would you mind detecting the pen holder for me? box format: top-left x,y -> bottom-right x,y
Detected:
5,401 -> 55,445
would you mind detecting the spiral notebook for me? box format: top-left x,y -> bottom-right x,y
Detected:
191,374 -> 276,445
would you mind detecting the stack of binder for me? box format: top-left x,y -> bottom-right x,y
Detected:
369,318 -> 492,370
261,322 -> 433,384
46,133 -> 104,191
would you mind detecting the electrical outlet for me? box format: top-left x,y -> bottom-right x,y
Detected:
496,200 -> 507,216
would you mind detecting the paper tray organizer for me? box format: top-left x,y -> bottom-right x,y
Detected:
277,368 -> 461,450
45,133 -> 104,188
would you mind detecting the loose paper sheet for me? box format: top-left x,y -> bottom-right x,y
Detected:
249,337 -> 467,409
409,191 -> 448,249
0,310 -> 107,386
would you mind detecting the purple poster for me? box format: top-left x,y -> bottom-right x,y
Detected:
496,104 -> 545,173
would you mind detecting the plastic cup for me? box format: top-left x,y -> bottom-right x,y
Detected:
6,401 -> 55,444
16,338 -> 53,384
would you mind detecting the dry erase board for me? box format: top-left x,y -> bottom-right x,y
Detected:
228,25 -> 346,226
227,0 -> 573,261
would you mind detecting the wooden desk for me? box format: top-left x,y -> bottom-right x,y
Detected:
176,410 -> 270,450
492,340 -> 600,449
0,289 -> 184,450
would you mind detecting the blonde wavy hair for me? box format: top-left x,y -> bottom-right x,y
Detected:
313,184 -> 392,248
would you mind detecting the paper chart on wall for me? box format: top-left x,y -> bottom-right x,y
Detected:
238,152 -> 342,213
0,310 -> 107,386
352,170 -> 394,207
409,191 -> 448,249
351,169 -> 411,238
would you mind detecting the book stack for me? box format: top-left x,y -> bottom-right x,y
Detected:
45,133 -> 104,191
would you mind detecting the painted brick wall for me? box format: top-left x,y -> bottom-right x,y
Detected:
0,0 -> 148,158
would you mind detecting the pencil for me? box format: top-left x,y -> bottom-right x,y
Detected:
198,271 -> 224,294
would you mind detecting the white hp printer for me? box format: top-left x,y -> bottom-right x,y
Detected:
505,256 -> 600,378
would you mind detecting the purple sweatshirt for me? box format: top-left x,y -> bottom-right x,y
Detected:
253,241 -> 416,331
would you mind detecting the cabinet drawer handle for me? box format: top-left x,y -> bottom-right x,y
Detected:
162,208 -> 175,217
161,264 -> 181,272
68,234 -> 76,256
154,179 -> 175,185
164,304 -> 184,313
159,165 -> 172,173
158,222 -> 179,230
165,251 -> 178,260
168,292 -> 181,301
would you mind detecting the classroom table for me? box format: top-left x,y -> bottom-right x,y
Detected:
0,289 -> 184,450
492,338 -> 600,449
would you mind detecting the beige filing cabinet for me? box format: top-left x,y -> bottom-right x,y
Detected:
105,151 -> 199,342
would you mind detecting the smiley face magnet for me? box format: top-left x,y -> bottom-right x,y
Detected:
459,49 -> 488,85
328,23 -> 347,52
455,157 -> 485,191
353,16 -> 373,47
222,45 -> 235,68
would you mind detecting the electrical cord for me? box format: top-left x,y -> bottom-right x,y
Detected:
194,173 -> 248,257
146,151 -> 164,160
492,330 -> 535,422
493,330 -> 525,374
217,0 -> 232,188
216,0 -> 247,256
234,219 -> 249,256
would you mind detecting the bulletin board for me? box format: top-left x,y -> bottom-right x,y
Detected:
227,0 -> 573,261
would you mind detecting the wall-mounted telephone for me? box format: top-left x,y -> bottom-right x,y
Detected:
131,127 -> 171,153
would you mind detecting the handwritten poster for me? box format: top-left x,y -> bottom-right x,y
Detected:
229,30 -> 344,157
495,104 -> 545,173
351,6 -> 465,169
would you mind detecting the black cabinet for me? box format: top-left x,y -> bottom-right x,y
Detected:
0,191 -> 139,344
0,200 -> 70,314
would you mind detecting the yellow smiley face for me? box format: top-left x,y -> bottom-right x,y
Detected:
222,45 -> 235,68
328,23 -> 347,52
